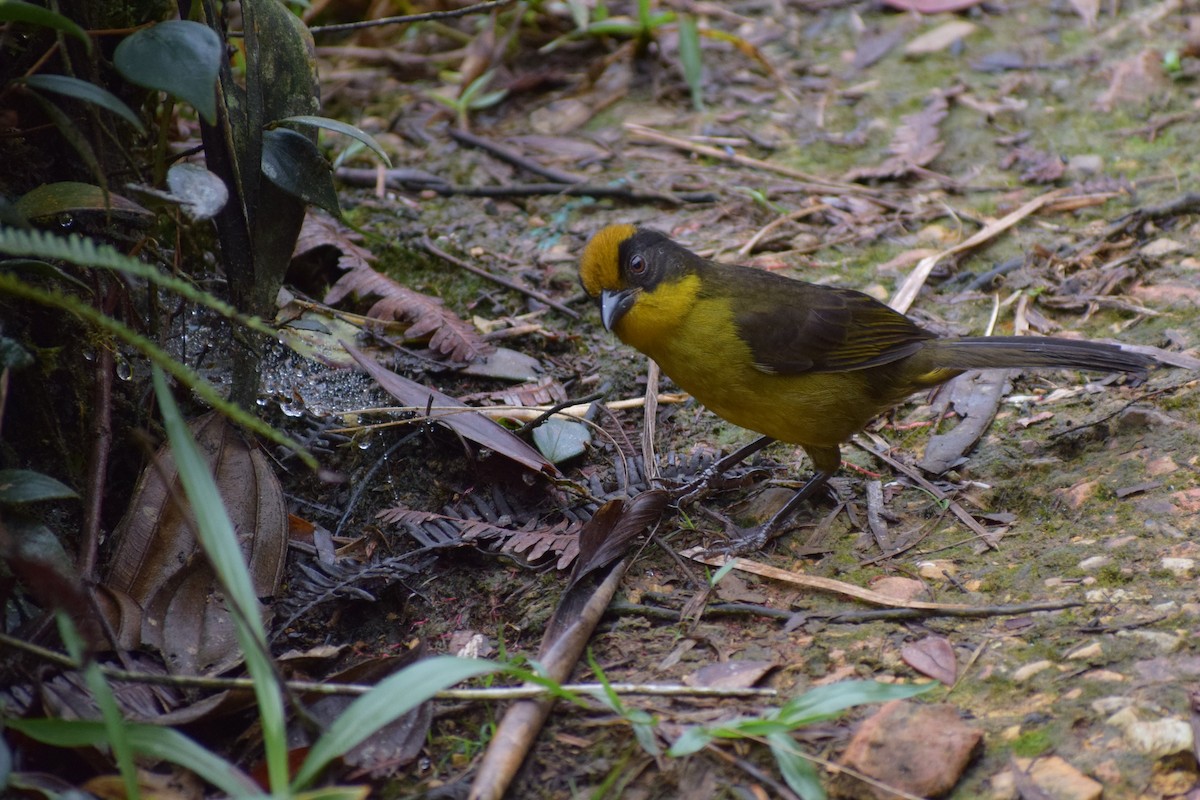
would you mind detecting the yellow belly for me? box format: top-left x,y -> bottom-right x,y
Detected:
615,289 -> 892,449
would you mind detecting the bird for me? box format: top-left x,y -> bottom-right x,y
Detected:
578,223 -> 1156,553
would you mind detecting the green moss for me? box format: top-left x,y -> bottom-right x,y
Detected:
1011,728 -> 1054,758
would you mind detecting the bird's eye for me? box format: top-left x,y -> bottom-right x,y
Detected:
628,254 -> 646,275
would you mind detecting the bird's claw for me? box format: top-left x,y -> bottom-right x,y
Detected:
701,531 -> 769,558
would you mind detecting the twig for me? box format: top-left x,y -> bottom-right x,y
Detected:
823,599 -> 1084,623
624,123 -> 898,203
419,234 -> 580,320
1067,190 -> 1200,259
864,480 -> 893,553
513,390 -> 604,436
80,278 -> 118,577
0,632 -> 775,699
336,167 -> 718,204
889,187 -> 1067,314
310,0 -> 516,34
448,127 -> 583,185
851,435 -> 998,549
736,203 -> 830,257
682,549 -> 986,610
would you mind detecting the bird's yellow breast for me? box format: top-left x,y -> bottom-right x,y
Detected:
614,277 -> 876,448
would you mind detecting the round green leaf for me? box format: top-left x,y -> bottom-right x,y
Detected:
532,417 -> 592,464
261,128 -> 340,217
23,74 -> 144,133
113,20 -> 221,124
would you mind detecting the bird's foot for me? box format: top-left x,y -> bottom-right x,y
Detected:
691,506 -> 784,557
705,524 -> 776,557
698,469 -> 837,557
668,461 -> 722,508
667,435 -> 778,508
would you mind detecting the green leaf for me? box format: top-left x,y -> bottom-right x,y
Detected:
776,680 -> 932,727
291,656 -> 497,789
154,367 -> 290,792
275,115 -> 392,167
22,90 -> 106,192
0,227 -> 273,339
22,74 -> 144,133
13,182 -> 151,225
586,18 -> 642,36
0,1 -> 90,51
56,614 -> 139,800
261,128 -> 340,217
0,469 -> 78,504
531,417 -> 591,464
9,719 -> 260,796
0,257 -> 92,291
469,89 -> 508,111
113,20 -> 221,124
677,14 -> 704,112
667,726 -> 712,756
767,731 -> 825,800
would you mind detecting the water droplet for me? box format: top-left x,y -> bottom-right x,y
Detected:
114,354 -> 132,381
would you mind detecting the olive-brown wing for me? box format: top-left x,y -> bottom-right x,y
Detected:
706,262 -> 935,375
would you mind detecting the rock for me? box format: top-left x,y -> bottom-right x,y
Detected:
1124,718 -> 1194,758
1106,707 -> 1195,756
916,559 -> 957,580
1066,642 -> 1103,660
831,701 -> 982,799
1117,629 -> 1182,654
1066,154 -> 1103,176
1012,660 -> 1055,683
1010,756 -> 1102,800
871,576 -> 930,603
1056,480 -> 1098,510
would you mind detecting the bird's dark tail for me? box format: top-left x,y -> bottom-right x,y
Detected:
925,336 -> 1153,374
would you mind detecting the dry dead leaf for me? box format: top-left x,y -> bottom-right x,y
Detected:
833,701 -> 982,799
901,635 -> 958,685
1096,49 -> 1170,112
904,21 -> 978,56
312,212 -> 490,363
845,91 -> 949,181
684,660 -> 775,689
344,342 -> 556,477
104,412 -> 287,674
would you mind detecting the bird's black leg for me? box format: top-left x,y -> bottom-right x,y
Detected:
670,435 -> 775,506
710,468 -> 835,556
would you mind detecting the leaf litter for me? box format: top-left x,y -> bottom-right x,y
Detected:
15,1 -> 1200,797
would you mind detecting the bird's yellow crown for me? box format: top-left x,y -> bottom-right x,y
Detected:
579,223 -> 637,297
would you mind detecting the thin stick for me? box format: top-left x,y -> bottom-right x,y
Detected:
310,0 -> 515,34
625,123 -> 897,202
851,435 -> 997,548
449,127 -> 583,185
336,167 -> 718,204
889,188 -> 1067,314
420,234 -> 579,319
